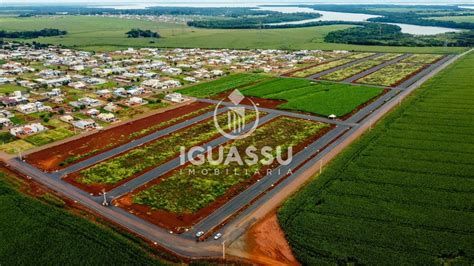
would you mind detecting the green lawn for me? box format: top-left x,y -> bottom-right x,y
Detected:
0,84 -> 27,94
278,52 -> 474,264
241,77 -> 384,117
0,173 -> 169,265
0,15 -> 466,53
24,127 -> 74,146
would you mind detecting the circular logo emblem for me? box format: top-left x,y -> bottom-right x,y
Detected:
213,89 -> 260,140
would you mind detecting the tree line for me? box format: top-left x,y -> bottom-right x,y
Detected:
126,29 -> 160,38
0,28 -> 67,39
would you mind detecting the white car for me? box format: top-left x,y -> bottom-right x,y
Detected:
214,233 -> 222,240
195,231 -> 204,238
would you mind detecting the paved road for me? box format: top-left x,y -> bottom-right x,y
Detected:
57,107 -> 229,176
4,49 -> 468,259
343,53 -> 412,83
105,113 -> 280,199
307,53 -> 385,80
197,98 -> 356,127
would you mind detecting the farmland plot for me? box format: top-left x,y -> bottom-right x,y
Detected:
278,52 -> 474,265
242,78 -> 384,117
177,73 -> 270,97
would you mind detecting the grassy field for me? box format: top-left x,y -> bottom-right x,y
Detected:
428,15 -> 474,23
0,84 -> 27,94
177,73 -> 270,97
241,78 -> 384,117
0,15 -> 466,53
278,52 -> 474,264
0,172 -> 169,265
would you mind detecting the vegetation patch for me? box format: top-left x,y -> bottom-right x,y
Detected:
0,173 -> 168,265
291,58 -> 354,78
177,73 -> 270,98
24,127 -> 74,146
400,54 -> 444,64
356,62 -> 426,86
133,117 -> 328,214
241,78 -> 384,117
278,52 -> 474,265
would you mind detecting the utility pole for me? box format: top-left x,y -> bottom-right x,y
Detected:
222,240 -> 226,260
102,189 -> 109,206
319,159 -> 323,174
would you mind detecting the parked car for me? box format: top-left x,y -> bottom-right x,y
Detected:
195,231 -> 204,238
214,233 -> 222,240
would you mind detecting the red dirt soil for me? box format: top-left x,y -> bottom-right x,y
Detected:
24,102 -> 211,172
244,211 -> 300,266
113,120 -> 333,232
213,91 -> 286,109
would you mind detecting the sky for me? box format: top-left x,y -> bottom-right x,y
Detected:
2,0 -> 474,4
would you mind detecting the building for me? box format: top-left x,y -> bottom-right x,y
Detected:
10,123 -> 46,137
0,118 -> 13,127
73,120 -> 97,130
164,93 -> 189,103
97,113 -> 116,123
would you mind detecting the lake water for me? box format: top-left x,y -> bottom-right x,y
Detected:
387,23 -> 462,35
259,6 -> 380,25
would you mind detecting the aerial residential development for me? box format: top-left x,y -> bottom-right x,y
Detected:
0,1 -> 473,265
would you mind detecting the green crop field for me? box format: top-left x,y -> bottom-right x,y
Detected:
278,52 -> 474,265
241,77 -> 384,117
0,16 -> 466,53
133,117 -> 328,214
177,73 -> 270,97
0,173 -> 168,265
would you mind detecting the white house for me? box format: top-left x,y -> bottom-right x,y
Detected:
10,123 -> 46,137
97,113 -> 116,123
127,97 -> 147,106
73,120 -> 97,130
0,118 -> 12,127
164,93 -> 189,103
